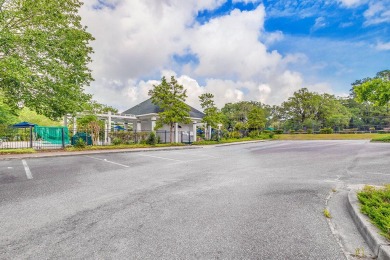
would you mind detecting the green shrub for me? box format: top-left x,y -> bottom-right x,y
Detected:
249,130 -> 261,138
319,128 -> 333,134
112,137 -> 122,145
74,138 -> 86,148
307,129 -> 313,134
146,131 -> 157,145
274,129 -> 284,134
268,132 -> 275,138
210,132 -> 221,142
228,131 -> 241,139
289,130 -> 295,134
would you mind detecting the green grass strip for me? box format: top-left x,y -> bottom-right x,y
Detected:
193,136 -> 271,145
0,148 -> 36,155
357,185 -> 390,240
65,143 -> 185,151
371,135 -> 390,143
275,133 -> 389,140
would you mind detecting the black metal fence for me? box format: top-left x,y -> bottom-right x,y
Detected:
0,127 -> 196,150
71,129 -> 195,146
0,126 -> 68,150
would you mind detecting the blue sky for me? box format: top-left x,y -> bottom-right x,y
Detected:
80,0 -> 390,110
198,0 -> 389,92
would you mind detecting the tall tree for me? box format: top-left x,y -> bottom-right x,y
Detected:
221,101 -> 267,130
280,88 -> 322,127
0,0 -> 94,119
247,106 -> 266,130
199,93 -> 222,125
353,70 -> 390,112
148,76 -> 190,142
280,88 -> 350,130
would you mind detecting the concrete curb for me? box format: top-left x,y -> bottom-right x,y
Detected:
347,186 -> 390,260
0,146 -> 202,160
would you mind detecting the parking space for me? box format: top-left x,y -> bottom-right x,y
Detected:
1,140 -> 389,259
0,160 -> 29,184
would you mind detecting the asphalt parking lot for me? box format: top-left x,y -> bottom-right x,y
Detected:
0,140 -> 389,259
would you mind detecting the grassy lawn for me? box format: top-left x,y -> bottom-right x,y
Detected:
371,135 -> 390,143
0,148 -> 36,155
65,143 -> 185,151
193,135 -> 272,145
357,185 -> 390,240
275,133 -> 390,140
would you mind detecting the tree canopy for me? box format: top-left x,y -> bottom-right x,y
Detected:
221,101 -> 267,130
247,106 -> 266,130
199,93 -> 222,129
353,70 -> 390,111
278,88 -> 350,130
148,76 -> 190,142
0,0 -> 94,119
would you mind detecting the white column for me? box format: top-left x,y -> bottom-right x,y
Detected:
136,120 -> 142,131
151,116 -> 156,131
108,111 -> 112,132
104,121 -> 108,144
208,125 -> 212,140
73,117 -> 77,135
193,121 -> 197,142
108,111 -> 112,145
175,123 -> 179,143
63,116 -> 68,127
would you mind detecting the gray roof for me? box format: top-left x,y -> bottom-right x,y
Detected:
122,99 -> 205,119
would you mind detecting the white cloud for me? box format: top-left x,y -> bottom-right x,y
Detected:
79,0 -> 336,112
262,30 -> 284,46
338,0 -> 366,8
311,17 -> 327,32
337,0 -> 390,26
375,42 -> 390,51
232,0 -> 261,3
190,5 -> 286,80
363,2 -> 390,26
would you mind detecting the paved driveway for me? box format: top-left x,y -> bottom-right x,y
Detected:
0,140 -> 389,259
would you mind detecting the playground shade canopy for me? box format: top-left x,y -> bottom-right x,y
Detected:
12,122 -> 36,128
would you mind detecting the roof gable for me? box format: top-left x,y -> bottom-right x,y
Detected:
122,99 -> 205,119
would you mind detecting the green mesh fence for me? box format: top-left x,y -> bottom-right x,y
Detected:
34,126 -> 70,145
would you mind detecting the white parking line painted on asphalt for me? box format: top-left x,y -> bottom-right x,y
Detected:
167,151 -> 219,158
138,154 -> 183,162
84,155 -> 130,168
365,172 -> 390,176
21,160 -> 33,180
